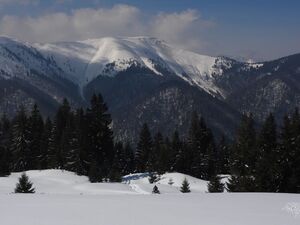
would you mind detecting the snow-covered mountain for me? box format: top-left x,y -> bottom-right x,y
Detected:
34,36 -> 265,98
0,35 -> 265,98
1,35 -> 300,142
34,37 -> 220,96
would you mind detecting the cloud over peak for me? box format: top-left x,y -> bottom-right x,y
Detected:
0,4 -> 213,53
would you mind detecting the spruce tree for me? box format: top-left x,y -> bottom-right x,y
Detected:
180,178 -> 191,193
208,174 -> 224,193
63,117 -> 84,174
228,114 -> 257,192
39,117 -> 52,169
171,131 -> 184,172
123,143 -> 135,175
135,123 -> 152,172
0,114 -> 11,176
157,137 -> 172,174
217,136 -> 230,174
255,113 -> 279,192
86,94 -> 114,182
10,106 -> 30,172
147,132 -> 162,172
278,115 -> 295,192
188,112 -> 216,179
148,172 -> 158,184
288,108 -> 300,193
0,147 -> 10,176
46,121 -> 59,169
109,142 -> 124,182
14,173 -> 35,193
27,104 -> 44,170
152,185 -> 160,194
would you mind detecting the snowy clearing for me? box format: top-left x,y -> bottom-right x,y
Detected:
0,170 -> 299,225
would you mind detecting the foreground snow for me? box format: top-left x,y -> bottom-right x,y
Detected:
1,170 -> 299,225
1,193 -> 299,225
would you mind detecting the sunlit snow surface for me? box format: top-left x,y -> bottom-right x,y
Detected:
0,170 -> 299,225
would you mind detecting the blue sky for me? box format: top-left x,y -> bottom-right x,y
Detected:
0,0 -> 299,60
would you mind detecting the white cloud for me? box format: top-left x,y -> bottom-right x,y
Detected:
0,4 -> 213,53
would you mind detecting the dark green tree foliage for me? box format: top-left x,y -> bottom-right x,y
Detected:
135,123 -> 152,172
2,94 -> 300,193
147,132 -> 161,172
123,143 -> 135,175
157,137 -> 172,174
227,114 -> 257,192
46,121 -> 59,169
216,136 -> 230,174
27,104 -> 44,170
63,117 -> 84,175
208,174 -> 224,193
0,114 -> 11,176
39,117 -> 52,169
170,131 -> 184,172
55,99 -> 72,169
255,113 -> 279,192
152,185 -> 160,194
109,142 -> 124,182
14,173 -> 35,193
278,115 -> 296,192
87,94 -> 114,182
74,108 -> 90,175
278,109 -> 300,193
180,178 -> 191,193
188,112 -> 216,180
148,172 -> 158,184
10,106 -> 30,172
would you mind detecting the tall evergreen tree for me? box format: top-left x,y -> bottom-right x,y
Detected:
27,104 -> 44,170
188,112 -> 215,179
55,99 -> 72,169
228,114 -> 257,192
63,116 -> 84,174
123,142 -> 135,175
39,117 -> 52,169
255,113 -> 279,192
216,136 -> 230,174
171,131 -> 184,173
278,115 -> 295,192
86,94 -> 114,182
10,106 -> 30,172
135,123 -> 152,172
0,114 -> 11,176
46,121 -> 58,169
208,174 -> 224,193
109,142 -> 124,182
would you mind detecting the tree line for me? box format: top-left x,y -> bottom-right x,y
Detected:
0,94 -> 299,193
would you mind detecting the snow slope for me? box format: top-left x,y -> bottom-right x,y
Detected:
1,170 -> 299,225
0,170 -> 209,194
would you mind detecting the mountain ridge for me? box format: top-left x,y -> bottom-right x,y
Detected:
1,35 -> 300,141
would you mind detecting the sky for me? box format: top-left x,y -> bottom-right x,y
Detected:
0,0 -> 299,61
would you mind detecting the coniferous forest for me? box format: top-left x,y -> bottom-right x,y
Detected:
0,93 -> 299,193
